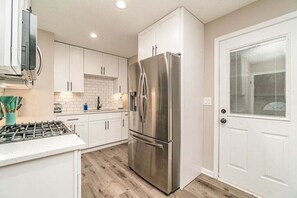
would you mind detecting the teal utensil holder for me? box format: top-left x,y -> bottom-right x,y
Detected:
6,112 -> 16,126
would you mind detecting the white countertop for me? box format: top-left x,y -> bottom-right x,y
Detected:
54,109 -> 128,116
0,134 -> 85,167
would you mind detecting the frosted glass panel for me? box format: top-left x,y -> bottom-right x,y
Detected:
230,38 -> 286,117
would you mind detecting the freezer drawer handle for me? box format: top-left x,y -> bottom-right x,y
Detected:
131,134 -> 164,149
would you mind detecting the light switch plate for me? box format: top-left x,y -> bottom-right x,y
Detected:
203,97 -> 212,106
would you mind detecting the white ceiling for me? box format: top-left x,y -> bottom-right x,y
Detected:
32,0 -> 256,58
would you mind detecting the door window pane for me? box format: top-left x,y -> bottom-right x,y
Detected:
230,38 -> 286,117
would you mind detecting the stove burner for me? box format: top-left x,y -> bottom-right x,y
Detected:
0,121 -> 73,144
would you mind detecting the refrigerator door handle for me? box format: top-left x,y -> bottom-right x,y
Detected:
140,72 -> 146,122
131,134 -> 164,149
142,72 -> 149,122
137,73 -> 143,121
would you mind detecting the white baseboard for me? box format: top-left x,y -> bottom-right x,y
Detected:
202,168 -> 215,178
82,140 -> 128,154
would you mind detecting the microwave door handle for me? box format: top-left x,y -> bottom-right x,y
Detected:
36,46 -> 43,76
131,134 -> 163,149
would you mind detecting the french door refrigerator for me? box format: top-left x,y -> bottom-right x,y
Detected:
128,53 -> 181,194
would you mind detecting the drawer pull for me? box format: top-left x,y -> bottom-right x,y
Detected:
67,118 -> 79,121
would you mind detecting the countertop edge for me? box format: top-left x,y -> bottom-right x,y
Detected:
0,134 -> 85,168
54,109 -> 128,116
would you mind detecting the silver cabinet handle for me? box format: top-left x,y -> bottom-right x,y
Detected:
74,124 -> 76,132
105,121 -> 106,130
71,82 -> 73,91
131,134 -> 163,149
152,46 -> 154,56
67,118 -> 79,121
67,82 -> 69,91
123,119 -> 124,127
108,121 -> 109,130
101,67 -> 103,75
155,45 -> 157,55
119,86 -> 121,93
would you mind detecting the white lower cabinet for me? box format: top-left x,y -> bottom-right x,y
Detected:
56,112 -> 128,150
56,115 -> 89,149
106,119 -> 122,143
121,112 -> 128,140
88,120 -> 106,148
73,122 -> 89,149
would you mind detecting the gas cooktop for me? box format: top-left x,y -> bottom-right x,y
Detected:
0,121 -> 73,144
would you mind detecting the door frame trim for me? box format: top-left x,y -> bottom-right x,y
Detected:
213,10 -> 297,179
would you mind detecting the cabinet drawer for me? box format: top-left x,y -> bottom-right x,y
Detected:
89,112 -> 122,121
122,112 -> 128,118
56,115 -> 89,123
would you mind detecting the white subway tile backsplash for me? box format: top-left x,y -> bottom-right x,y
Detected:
54,76 -> 117,112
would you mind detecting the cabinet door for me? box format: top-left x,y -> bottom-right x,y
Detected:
89,120 -> 106,147
156,9 -> 181,55
69,46 -> 84,92
102,53 -> 118,78
114,57 -> 127,94
54,42 -> 69,92
122,114 -> 128,140
106,119 -> 122,143
74,122 -> 89,149
138,25 -> 156,61
84,49 -> 103,76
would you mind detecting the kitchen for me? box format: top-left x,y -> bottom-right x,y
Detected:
0,0 -> 297,198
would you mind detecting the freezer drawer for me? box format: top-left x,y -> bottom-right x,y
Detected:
128,131 -> 173,194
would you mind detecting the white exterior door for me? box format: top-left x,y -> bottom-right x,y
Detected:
219,17 -> 297,197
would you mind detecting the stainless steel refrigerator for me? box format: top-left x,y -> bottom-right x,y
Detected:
128,53 -> 181,194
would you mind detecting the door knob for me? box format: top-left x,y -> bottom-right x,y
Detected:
221,109 -> 226,114
220,118 -> 227,124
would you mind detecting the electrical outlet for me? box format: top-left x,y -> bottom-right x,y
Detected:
203,97 -> 212,106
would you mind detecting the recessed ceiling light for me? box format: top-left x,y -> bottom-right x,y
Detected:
90,32 -> 98,39
115,0 -> 127,9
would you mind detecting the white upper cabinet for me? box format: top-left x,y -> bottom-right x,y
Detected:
54,42 -> 69,92
114,57 -> 127,94
84,49 -> 102,76
138,8 -> 181,61
138,26 -> 156,61
69,46 -> 84,92
155,9 -> 180,55
103,53 -> 119,78
54,42 -> 84,92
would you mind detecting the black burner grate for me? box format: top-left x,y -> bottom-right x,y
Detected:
0,121 -> 73,144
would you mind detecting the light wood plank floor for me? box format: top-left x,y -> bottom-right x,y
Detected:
82,143 -> 255,198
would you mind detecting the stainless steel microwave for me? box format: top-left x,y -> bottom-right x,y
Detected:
21,9 -> 43,82
0,1 -> 42,88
